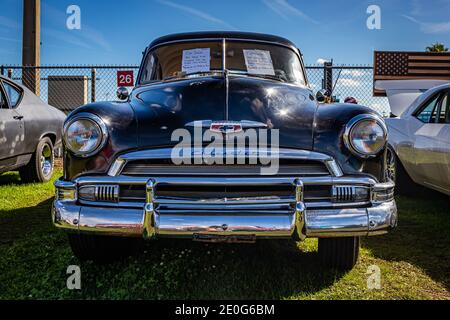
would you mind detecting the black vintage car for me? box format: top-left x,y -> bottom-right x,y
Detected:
53,32 -> 397,270
0,76 -> 65,182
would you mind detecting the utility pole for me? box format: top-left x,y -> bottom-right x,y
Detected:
22,0 -> 40,95
323,60 -> 333,95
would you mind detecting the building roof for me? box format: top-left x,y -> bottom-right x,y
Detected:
148,31 -> 297,50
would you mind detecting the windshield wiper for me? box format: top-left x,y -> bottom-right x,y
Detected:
162,71 -> 223,81
238,73 -> 287,83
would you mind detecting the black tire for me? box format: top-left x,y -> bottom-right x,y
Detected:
318,237 -> 360,271
386,146 -> 423,196
68,234 -> 144,263
19,137 -> 54,183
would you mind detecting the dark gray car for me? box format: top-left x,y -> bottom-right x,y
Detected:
0,75 -> 66,182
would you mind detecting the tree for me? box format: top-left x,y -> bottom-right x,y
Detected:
426,42 -> 448,52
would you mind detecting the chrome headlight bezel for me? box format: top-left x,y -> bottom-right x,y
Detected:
63,113 -> 108,158
343,114 -> 388,158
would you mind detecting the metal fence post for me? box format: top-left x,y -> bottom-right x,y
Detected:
323,61 -> 333,94
7,69 -> 13,79
91,68 -> 96,102
0,65 -> 4,76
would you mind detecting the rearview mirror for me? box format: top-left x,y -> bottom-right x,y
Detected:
116,87 -> 129,100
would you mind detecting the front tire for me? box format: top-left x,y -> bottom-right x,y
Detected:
318,237 -> 360,271
68,234 -> 144,263
19,137 -> 54,183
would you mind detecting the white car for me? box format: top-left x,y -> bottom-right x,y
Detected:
376,80 -> 450,195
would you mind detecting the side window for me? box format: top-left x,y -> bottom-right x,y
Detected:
2,81 -> 21,108
140,54 -> 157,83
416,95 -> 440,123
438,92 -> 450,124
0,86 -> 8,109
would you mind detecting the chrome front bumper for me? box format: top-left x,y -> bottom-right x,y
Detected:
52,176 -> 397,239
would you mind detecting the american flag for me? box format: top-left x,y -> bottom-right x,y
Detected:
374,51 -> 450,96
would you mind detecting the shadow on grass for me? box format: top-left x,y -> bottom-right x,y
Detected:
128,238 -> 345,299
0,172 -> 21,186
363,192 -> 450,291
0,198 -> 55,245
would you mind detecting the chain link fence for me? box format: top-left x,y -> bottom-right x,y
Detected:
1,65 -> 390,117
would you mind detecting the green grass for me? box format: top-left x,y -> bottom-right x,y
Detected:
0,170 -> 449,299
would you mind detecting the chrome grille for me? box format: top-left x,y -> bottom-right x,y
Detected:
118,184 -> 331,204
120,159 -> 330,176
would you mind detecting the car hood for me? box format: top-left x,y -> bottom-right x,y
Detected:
130,76 -> 317,150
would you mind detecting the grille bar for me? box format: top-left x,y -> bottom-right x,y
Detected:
121,163 -> 330,176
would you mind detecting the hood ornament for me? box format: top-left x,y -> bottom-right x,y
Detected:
185,120 -> 267,134
210,122 -> 243,134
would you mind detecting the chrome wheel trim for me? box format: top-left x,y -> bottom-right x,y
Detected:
41,144 -> 53,177
386,148 -> 396,183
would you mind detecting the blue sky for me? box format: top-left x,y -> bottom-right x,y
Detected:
1,0 -> 450,66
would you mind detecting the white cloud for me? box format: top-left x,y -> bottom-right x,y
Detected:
41,2 -> 112,52
339,78 -> 361,87
0,36 -> 20,43
157,0 -> 238,30
262,0 -> 319,24
410,0 -> 422,16
43,28 -> 92,50
0,48 -> 14,55
0,15 -> 19,29
402,14 -> 450,34
316,58 -> 329,65
340,69 -> 367,77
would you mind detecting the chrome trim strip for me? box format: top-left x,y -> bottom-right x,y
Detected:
325,160 -> 343,177
108,147 -> 343,177
74,175 -> 378,187
107,158 -> 126,177
155,197 -> 292,205
77,199 -> 371,210
158,203 -> 293,211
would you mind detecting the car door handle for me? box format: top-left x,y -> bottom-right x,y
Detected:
13,116 -> 24,120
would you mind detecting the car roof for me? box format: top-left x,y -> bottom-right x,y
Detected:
148,31 -> 298,50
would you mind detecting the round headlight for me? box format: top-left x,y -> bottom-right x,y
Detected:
63,113 -> 108,157
344,114 -> 387,158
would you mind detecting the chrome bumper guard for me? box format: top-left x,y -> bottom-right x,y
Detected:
53,177 -> 397,239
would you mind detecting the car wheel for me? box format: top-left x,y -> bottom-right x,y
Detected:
318,237 -> 360,271
67,234 -> 144,263
19,137 -> 54,183
385,147 -> 397,183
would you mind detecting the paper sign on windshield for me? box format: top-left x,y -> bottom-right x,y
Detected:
182,48 -> 210,74
243,50 -> 275,76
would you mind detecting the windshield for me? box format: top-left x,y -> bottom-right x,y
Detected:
139,40 -> 306,85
